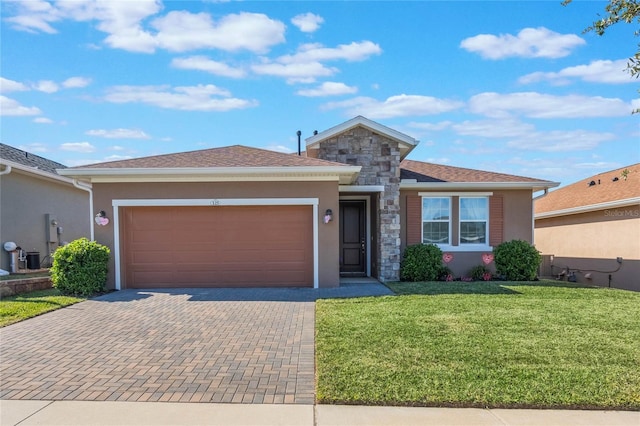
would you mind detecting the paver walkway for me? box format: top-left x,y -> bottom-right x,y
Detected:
0,284 -> 392,405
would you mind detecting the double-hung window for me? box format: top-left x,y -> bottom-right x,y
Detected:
422,197 -> 450,244
459,197 -> 488,245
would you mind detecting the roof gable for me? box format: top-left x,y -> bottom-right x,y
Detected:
535,163 -> 640,216
305,116 -> 418,159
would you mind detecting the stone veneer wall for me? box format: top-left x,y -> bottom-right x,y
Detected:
317,126 -> 401,281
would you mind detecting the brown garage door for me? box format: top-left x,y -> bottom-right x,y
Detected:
122,205 -> 313,288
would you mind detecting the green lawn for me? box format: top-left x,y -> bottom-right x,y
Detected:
316,280 -> 640,409
0,289 -> 85,327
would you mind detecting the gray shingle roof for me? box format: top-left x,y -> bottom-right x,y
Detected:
1,143 -> 67,175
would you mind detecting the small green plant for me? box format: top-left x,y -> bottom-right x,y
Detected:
400,244 -> 444,282
468,265 -> 492,281
493,240 -> 541,281
51,238 -> 110,296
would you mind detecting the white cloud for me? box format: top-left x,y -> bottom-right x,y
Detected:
0,95 -> 42,116
322,94 -> 464,119
408,121 -> 453,131
468,92 -> 634,118
62,76 -> 92,88
60,142 -> 96,153
507,130 -> 615,152
452,119 -> 536,138
291,13 -> 324,33
152,11 -> 285,53
252,61 -> 338,84
0,77 -> 29,93
280,41 -> 382,64
34,80 -> 59,93
171,56 -> 247,78
519,59 -> 634,85
104,84 -> 258,112
85,128 -> 151,139
18,143 -> 49,153
460,27 -> 585,60
264,144 -> 295,154
33,117 -> 54,124
296,82 -> 357,97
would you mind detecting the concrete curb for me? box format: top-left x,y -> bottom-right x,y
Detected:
2,400 -> 638,426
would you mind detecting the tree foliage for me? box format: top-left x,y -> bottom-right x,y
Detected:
563,0 -> 639,108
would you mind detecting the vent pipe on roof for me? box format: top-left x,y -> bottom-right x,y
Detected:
297,130 -> 302,156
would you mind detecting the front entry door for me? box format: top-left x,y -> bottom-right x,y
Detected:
340,200 -> 366,276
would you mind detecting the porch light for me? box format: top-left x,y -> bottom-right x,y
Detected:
95,210 -> 110,226
324,209 -> 333,224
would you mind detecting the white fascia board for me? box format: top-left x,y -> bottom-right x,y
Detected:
305,116 -> 418,148
400,181 -> 560,191
339,185 -> 385,193
419,191 -> 493,197
0,159 -> 90,187
58,166 -> 361,184
535,197 -> 640,219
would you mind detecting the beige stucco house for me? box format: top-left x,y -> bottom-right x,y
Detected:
58,116 -> 557,290
535,164 -> 640,292
0,144 -> 91,272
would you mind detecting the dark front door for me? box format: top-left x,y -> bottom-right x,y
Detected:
340,200 -> 366,276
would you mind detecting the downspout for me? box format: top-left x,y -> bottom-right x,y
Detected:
0,165 -> 12,176
531,187 -> 551,245
72,179 -> 94,241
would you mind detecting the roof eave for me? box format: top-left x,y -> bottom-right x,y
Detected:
400,181 -> 560,191
57,166 -> 362,185
535,197 -> 640,219
1,158 -> 85,187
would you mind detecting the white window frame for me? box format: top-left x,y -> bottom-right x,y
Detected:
421,197 -> 452,246
459,196 -> 490,247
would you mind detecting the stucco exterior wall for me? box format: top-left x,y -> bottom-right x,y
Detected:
535,205 -> 640,291
92,181 -> 340,289
399,189 -> 535,278
0,170 -> 90,271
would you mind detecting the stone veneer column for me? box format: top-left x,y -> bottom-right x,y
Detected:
317,126 -> 401,281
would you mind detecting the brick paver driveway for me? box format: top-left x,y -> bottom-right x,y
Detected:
0,288 -> 321,404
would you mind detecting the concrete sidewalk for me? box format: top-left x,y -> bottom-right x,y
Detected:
2,400 -> 638,426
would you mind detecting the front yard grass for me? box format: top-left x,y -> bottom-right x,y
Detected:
316,280 -> 640,409
0,289 -> 85,327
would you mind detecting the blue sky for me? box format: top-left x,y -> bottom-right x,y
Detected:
1,0 -> 638,187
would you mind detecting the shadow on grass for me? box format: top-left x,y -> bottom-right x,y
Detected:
386,279 -> 599,295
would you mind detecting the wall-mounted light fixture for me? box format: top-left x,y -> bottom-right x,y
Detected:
95,210 -> 110,226
324,209 -> 333,224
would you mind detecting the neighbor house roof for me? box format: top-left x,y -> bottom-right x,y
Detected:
0,143 -> 82,187
535,163 -> 640,218
58,145 -> 361,185
1,143 -> 67,174
400,159 -> 558,191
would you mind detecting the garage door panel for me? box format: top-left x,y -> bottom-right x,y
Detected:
123,205 -> 313,288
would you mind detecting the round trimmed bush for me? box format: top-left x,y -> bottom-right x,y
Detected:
51,238 -> 110,296
493,239 -> 541,281
400,244 -> 444,282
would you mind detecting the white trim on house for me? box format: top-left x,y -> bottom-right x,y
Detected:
419,191 -> 494,197
535,197 -> 640,219
339,185 -> 385,193
402,181 -> 559,191
111,198 -> 320,290
1,158 -> 88,187
58,166 -> 361,185
339,195 -> 372,277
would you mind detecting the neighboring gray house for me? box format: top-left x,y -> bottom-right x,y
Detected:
0,144 -> 91,272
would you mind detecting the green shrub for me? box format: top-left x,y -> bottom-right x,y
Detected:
468,265 -> 492,281
400,244 -> 444,282
51,238 -> 110,296
493,240 -> 541,281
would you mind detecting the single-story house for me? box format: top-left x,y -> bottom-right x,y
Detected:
0,143 -> 91,272
58,116 -> 558,290
535,164 -> 639,292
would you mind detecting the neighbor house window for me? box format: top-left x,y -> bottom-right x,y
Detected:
422,197 -> 450,244
459,197 -> 488,245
